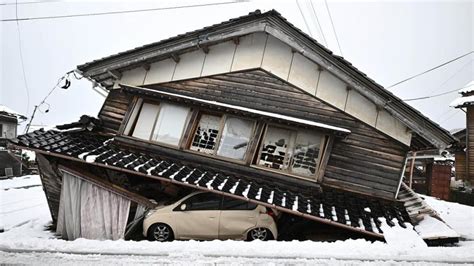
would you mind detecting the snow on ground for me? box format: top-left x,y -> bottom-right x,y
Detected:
422,194 -> 474,240
1,175 -> 474,265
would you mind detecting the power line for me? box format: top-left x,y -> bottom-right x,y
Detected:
1,1 -> 240,22
386,51 -> 474,89
15,0 -> 30,117
439,109 -> 461,125
0,0 -> 63,6
324,0 -> 343,56
403,59 -> 473,102
296,0 -> 314,37
403,88 -> 460,102
308,0 -> 327,46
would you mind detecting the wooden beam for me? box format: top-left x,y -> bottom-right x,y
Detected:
57,164 -> 156,209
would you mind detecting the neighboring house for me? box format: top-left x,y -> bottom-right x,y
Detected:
1,105 -> 26,177
451,81 -> 474,184
10,10 -> 459,243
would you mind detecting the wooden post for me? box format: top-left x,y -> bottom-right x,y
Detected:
408,152 -> 417,188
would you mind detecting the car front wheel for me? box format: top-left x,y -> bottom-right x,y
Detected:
247,227 -> 273,241
148,223 -> 174,242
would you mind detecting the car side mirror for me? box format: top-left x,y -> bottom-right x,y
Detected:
180,203 -> 187,211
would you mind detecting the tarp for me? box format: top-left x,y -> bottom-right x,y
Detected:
56,171 -> 131,240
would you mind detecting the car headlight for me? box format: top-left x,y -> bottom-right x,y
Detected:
145,209 -> 156,218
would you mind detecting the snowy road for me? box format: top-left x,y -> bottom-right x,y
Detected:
1,248 -> 472,265
1,175 -> 474,265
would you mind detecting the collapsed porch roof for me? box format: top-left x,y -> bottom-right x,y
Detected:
120,84 -> 351,134
11,126 -> 412,239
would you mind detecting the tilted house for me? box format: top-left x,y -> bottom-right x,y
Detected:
11,10 -> 459,242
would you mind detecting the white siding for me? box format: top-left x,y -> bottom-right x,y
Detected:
345,90 -> 378,127
376,110 -> 412,146
120,68 -> 147,86
261,35 -> 293,80
315,70 -> 348,110
172,49 -> 206,81
144,58 -> 176,84
201,41 -> 236,77
287,53 -> 320,95
231,32 -> 267,71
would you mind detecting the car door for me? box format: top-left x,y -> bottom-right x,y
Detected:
219,197 -> 259,240
172,192 -> 222,240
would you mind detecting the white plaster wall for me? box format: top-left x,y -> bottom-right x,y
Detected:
261,35 -> 293,80
120,68 -> 147,86
345,90 -> 378,127
144,58 -> 176,84
315,70 -> 348,110
172,49 -> 206,81
376,110 -> 412,145
231,32 -> 267,71
201,41 -> 236,77
287,53 -> 320,95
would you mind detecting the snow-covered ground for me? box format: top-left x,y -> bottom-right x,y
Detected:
1,175 -> 473,265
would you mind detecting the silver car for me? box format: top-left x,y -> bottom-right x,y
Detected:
143,191 -> 278,241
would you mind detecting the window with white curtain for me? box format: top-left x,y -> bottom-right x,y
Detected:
129,101 -> 190,146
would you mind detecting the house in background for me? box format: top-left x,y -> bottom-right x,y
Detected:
1,105 -> 27,177
11,10 -> 459,244
451,81 -> 474,185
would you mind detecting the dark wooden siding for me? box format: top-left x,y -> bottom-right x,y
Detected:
150,69 -> 408,199
467,107 -> 474,183
98,89 -> 131,133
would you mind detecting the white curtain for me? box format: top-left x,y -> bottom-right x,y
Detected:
56,171 -> 131,240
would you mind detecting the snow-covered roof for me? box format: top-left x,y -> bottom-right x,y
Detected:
121,84 -> 352,134
459,80 -> 474,94
450,95 -> 474,108
0,105 -> 26,119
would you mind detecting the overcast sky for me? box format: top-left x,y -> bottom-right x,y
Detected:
1,0 -> 472,133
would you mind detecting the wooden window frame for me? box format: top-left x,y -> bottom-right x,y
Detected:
251,123 -> 331,182
121,97 -> 193,149
186,111 -> 257,164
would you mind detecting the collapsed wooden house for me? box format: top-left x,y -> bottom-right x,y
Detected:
10,10 -> 460,243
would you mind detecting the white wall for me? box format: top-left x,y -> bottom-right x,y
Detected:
114,33 -> 412,146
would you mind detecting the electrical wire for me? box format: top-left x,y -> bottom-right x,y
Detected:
324,0 -> 343,56
403,88 -> 460,102
15,0 -> 30,117
296,0 -> 314,37
0,0 -> 63,6
439,109 -> 461,124
386,51 -> 474,89
308,0 -> 327,46
1,1 -> 240,22
402,59 -> 473,101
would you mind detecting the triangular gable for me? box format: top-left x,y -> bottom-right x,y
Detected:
77,10 -> 455,150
